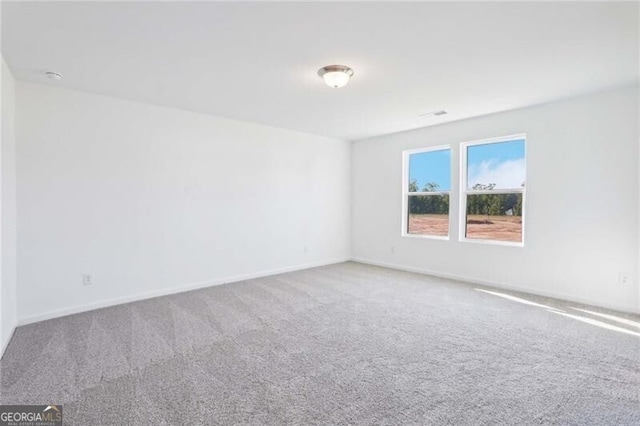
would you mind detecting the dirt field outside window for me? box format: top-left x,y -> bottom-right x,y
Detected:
408,214 -> 522,242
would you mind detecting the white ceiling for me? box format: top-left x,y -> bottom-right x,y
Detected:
2,1 -> 638,140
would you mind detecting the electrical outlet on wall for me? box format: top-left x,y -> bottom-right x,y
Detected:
83,274 -> 93,285
618,273 -> 628,285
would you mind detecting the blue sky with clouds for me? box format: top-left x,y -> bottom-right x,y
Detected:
467,139 -> 525,189
409,148 -> 451,191
409,139 -> 525,192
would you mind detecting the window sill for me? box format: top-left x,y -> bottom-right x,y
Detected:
401,233 -> 450,241
459,237 -> 524,248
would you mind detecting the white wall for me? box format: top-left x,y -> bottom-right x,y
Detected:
352,85 -> 640,314
637,2 -> 640,310
1,57 -> 17,354
16,82 -> 351,323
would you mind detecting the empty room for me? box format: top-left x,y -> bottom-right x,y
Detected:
0,1 -> 639,425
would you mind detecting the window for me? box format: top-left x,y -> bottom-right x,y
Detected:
460,135 -> 526,245
402,146 -> 451,238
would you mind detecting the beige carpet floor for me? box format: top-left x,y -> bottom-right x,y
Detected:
1,262 -> 639,425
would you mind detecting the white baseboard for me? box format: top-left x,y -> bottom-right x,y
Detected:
351,257 -> 640,315
16,255 -> 638,327
18,257 -> 351,326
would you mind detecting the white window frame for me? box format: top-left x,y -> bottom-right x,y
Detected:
459,133 -> 526,247
402,145 -> 452,240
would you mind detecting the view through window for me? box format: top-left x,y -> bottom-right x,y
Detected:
405,147 -> 451,237
461,136 -> 526,244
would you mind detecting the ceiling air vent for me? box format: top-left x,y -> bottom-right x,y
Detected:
418,110 -> 448,118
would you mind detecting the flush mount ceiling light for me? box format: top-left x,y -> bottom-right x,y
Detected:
317,65 -> 354,88
45,71 -> 63,81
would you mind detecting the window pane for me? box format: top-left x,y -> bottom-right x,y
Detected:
408,195 -> 449,236
465,193 -> 523,242
409,149 -> 450,192
467,139 -> 525,190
